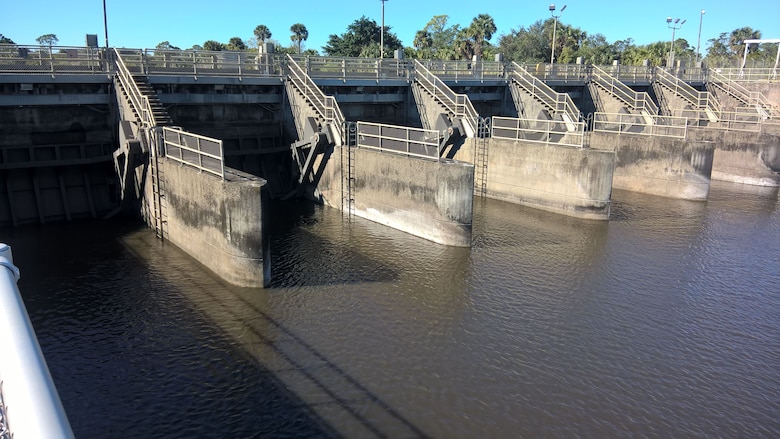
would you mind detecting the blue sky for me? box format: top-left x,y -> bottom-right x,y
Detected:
2,0 -> 778,53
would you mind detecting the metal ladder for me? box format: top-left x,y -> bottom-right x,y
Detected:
474,117 -> 490,197
148,128 -> 167,239
341,122 -> 356,221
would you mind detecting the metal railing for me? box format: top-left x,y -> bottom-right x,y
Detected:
356,122 -> 441,160
520,62 -> 588,82
509,62 -> 581,122
142,48 -> 284,78
673,108 -> 780,133
292,56 -> 410,82
0,44 -> 106,76
0,244 -> 75,439
597,64 -> 654,83
0,143 -> 114,169
655,67 -> 719,115
112,49 -> 155,127
491,116 -> 586,148
162,127 -> 225,180
413,60 -> 480,137
285,55 -> 345,135
590,66 -> 659,115
708,70 -> 778,117
417,59 -> 506,82
593,112 -> 688,138
712,68 -> 780,82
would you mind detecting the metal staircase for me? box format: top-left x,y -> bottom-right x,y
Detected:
412,60 -> 481,140
590,65 -> 659,122
707,70 -> 778,119
508,62 -> 580,131
654,67 -> 719,121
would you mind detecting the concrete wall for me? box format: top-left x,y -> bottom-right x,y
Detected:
316,146 -> 474,247
154,161 -> 271,287
740,82 -> 780,107
591,132 -> 714,199
689,128 -> 780,186
459,138 -> 615,220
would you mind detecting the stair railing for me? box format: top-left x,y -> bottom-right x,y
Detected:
708,70 -> 778,117
509,62 -> 580,121
413,60 -> 480,137
655,67 -> 719,115
112,48 -> 155,127
590,65 -> 659,115
285,54 -> 345,140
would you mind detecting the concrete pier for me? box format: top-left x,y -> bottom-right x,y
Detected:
690,129 -> 780,186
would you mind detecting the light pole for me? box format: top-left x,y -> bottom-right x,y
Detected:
102,0 -> 109,48
695,9 -> 705,64
549,4 -> 567,64
380,0 -> 387,59
666,17 -> 686,68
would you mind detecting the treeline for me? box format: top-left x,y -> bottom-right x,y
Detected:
3,14 -> 777,68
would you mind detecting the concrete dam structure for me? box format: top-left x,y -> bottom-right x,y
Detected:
1,45 -> 779,287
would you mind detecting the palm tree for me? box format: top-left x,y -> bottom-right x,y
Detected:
254,25 -> 271,44
729,27 -> 761,61
467,14 -> 496,59
290,23 -> 308,54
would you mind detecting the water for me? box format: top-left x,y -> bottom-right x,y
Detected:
3,180 -> 779,438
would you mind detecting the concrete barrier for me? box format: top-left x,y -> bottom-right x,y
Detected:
316,147 -> 473,247
590,132 -> 714,200
156,162 -> 271,287
689,129 -> 780,186
462,138 -> 614,220
0,244 -> 74,439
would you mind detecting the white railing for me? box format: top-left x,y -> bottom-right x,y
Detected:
712,68 -> 780,82
162,127 -> 225,180
491,116 -> 586,148
112,49 -> 155,127
413,60 -> 480,137
708,70 -> 778,117
142,49 -> 285,78
520,62 -> 588,83
0,244 -> 74,439
0,44 -> 106,76
356,122 -> 441,160
417,59 -> 506,81
292,56 -> 410,82
673,108 -> 780,133
590,66 -> 659,115
593,112 -> 688,138
285,55 -> 345,135
509,62 -> 581,122
655,67 -> 718,114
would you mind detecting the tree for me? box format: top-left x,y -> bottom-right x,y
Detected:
254,25 -> 272,43
413,30 -> 433,58
0,34 -> 15,45
465,14 -> 497,60
323,16 -> 401,57
227,37 -> 247,51
290,23 -> 308,54
203,40 -> 225,51
729,27 -> 761,60
35,34 -> 58,50
498,20 -> 550,63
155,41 -> 180,50
420,15 -> 461,59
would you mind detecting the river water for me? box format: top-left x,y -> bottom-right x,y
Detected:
3,180 -> 779,438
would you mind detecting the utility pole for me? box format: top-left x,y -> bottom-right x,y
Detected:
380,0 -> 387,59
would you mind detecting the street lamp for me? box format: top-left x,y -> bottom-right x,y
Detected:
666,16 -> 686,68
380,0 -> 387,59
102,0 -> 109,48
696,10 -> 705,64
549,4 -> 567,64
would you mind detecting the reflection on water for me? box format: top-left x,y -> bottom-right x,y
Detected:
3,180 -> 779,438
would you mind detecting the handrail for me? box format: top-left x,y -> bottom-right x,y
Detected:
491,116 -> 586,148
593,112 -> 688,138
290,55 -> 411,82
655,67 -> 720,116
162,127 -> 225,180
509,62 -> 581,121
672,108 -> 780,133
0,244 -> 75,439
708,70 -> 778,117
112,48 -> 155,127
590,65 -> 659,115
285,54 -> 345,139
356,121 -> 441,160
413,60 -> 480,137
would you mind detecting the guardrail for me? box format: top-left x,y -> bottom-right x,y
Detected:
162,127 -> 225,179
417,59 -> 506,82
509,62 -> 581,122
655,67 -> 719,115
413,60 -> 480,137
520,62 -> 588,83
113,49 -> 156,127
292,56 -> 409,82
713,68 -> 780,82
356,122 -> 441,160
673,108 -> 780,133
590,66 -> 659,115
285,55 -> 345,136
142,48 -> 284,78
491,116 -> 586,148
0,44 -> 106,76
0,244 -> 75,439
707,70 -> 777,115
593,112 -> 688,138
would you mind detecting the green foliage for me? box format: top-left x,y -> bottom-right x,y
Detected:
254,25 -> 271,43
35,34 -> 58,48
155,41 -> 180,50
0,34 -> 15,45
323,16 -> 402,57
227,37 -> 247,51
290,23 -> 308,54
202,40 -> 225,51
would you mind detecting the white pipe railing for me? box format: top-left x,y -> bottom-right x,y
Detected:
356,122 -> 441,160
491,116 -> 586,148
0,244 -> 74,439
593,112 -> 688,138
162,127 -> 225,180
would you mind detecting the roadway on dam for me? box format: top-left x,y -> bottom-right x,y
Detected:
5,180 -> 779,438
